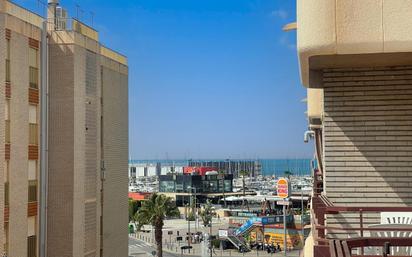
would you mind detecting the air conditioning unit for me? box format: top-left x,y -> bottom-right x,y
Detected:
55,6 -> 67,30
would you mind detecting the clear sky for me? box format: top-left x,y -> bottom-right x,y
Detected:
15,0 -> 313,160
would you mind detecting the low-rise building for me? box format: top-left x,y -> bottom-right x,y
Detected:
159,173 -> 233,207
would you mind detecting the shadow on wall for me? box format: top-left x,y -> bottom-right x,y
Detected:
321,66 -> 412,238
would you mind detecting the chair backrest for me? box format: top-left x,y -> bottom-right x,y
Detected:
381,212 -> 412,225
369,224 -> 412,256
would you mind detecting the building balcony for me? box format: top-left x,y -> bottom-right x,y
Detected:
309,194 -> 412,257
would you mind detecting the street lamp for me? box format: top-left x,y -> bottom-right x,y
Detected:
186,203 -> 191,253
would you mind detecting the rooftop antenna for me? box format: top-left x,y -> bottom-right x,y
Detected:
75,3 -> 80,20
37,0 -> 47,16
90,11 -> 94,26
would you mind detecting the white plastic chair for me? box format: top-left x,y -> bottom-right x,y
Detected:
364,212 -> 412,256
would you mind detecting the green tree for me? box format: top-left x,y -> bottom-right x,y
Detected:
199,200 -> 215,227
284,170 -> 293,180
128,198 -> 140,224
135,193 -> 180,257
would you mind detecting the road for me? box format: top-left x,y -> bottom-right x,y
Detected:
129,236 -> 184,257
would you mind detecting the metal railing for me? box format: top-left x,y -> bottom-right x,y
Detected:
311,195 -> 412,257
47,17 -> 99,41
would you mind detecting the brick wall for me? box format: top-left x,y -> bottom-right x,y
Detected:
323,66 -> 412,206
101,58 -> 128,257
47,43 -> 75,257
323,66 -> 412,238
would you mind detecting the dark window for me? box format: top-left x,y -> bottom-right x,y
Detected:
29,66 -> 38,89
28,235 -> 36,257
5,182 -> 9,206
28,180 -> 37,202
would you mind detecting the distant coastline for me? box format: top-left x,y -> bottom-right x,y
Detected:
129,158 -> 313,176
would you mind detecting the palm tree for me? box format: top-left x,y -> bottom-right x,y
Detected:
128,198 -> 140,224
284,170 -> 293,180
199,200 -> 215,227
135,193 -> 180,257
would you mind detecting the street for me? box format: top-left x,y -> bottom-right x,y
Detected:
129,236 -> 187,257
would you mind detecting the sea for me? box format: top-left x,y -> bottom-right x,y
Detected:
129,158 -> 313,176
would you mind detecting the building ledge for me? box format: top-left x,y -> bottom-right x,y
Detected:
297,0 -> 412,88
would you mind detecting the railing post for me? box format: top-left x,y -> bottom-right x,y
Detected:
318,207 -> 326,242
359,209 -> 364,255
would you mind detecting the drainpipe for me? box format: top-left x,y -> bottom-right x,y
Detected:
39,20 -> 49,257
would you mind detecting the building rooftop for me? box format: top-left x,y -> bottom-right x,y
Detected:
7,0 -> 127,66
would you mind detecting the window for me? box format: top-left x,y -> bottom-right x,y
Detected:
29,47 -> 38,89
27,235 -> 36,257
29,67 -> 38,89
5,101 -> 10,143
29,105 -> 37,123
29,124 -> 38,145
27,216 -> 36,237
159,181 -> 175,192
6,39 -> 10,82
5,100 -> 9,120
175,182 -> 184,192
5,120 -> 10,144
28,180 -> 37,202
4,161 -> 9,183
29,105 -> 38,145
4,182 -> 9,206
224,180 -> 232,192
209,181 -> 218,193
4,223 -> 8,256
28,160 -> 36,180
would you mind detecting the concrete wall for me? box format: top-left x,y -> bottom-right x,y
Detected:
307,88 -> 323,127
297,0 -> 412,88
101,58 -> 128,257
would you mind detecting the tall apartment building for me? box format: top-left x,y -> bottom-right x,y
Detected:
0,1 -> 128,257
294,1 -> 412,256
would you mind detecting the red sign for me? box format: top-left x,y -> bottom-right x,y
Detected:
183,166 -> 217,176
277,178 -> 289,199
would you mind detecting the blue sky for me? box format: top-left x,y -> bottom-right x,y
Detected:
15,0 -> 312,160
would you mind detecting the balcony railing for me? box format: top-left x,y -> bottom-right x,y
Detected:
311,194 -> 412,257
